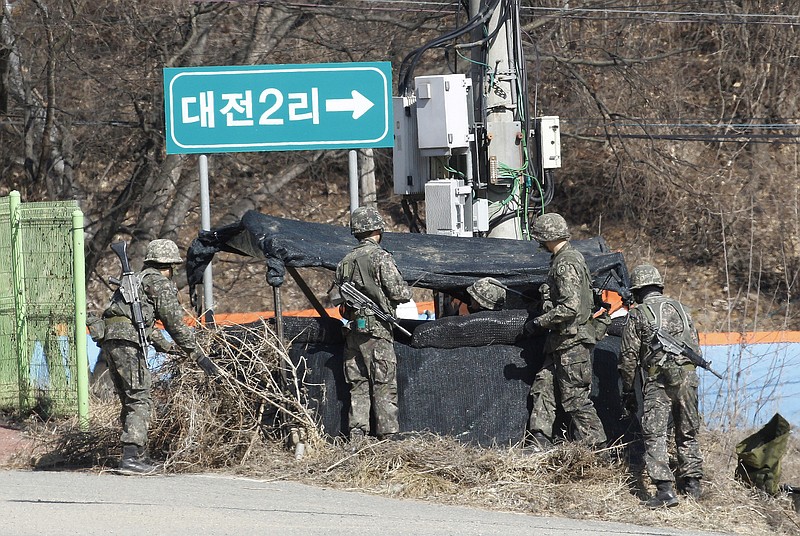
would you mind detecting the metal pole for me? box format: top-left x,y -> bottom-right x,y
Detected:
72,209 -> 89,429
272,284 -> 288,385
9,191 -> 30,411
199,155 -> 215,325
348,149 -> 359,212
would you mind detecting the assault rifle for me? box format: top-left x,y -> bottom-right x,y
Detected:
337,281 -> 412,337
597,268 -> 634,307
651,328 -> 724,379
109,241 -> 149,357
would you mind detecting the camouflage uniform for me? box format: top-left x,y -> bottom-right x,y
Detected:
527,213 -> 606,447
528,242 -> 607,446
619,290 -> 704,486
335,208 -> 411,438
101,241 -> 198,450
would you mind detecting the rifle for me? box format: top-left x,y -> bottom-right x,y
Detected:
338,281 -> 412,337
109,241 -> 149,357
650,328 -> 724,379
483,279 -> 527,298
597,268 -> 634,307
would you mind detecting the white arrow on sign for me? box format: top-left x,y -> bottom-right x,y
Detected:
325,90 -> 374,120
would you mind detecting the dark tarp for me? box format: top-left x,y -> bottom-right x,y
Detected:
190,211 -> 633,444
186,210 -> 630,297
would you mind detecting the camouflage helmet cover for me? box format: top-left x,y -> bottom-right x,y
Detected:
531,213 -> 570,242
144,239 -> 183,265
467,277 -> 506,311
629,264 -> 664,290
350,206 -> 385,235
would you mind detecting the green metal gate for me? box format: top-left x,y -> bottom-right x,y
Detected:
0,191 -> 88,421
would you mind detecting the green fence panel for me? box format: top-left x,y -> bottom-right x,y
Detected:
0,192 -> 87,418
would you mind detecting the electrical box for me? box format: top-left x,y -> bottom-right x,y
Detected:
414,74 -> 471,156
393,96 -> 430,195
424,179 -> 473,237
537,116 -> 561,169
472,198 -> 489,232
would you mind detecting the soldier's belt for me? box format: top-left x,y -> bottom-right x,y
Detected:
103,316 -> 131,325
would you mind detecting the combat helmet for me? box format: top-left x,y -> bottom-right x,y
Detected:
629,264 -> 664,290
531,213 -> 570,242
350,206 -> 385,235
144,239 -> 183,265
467,277 -> 506,311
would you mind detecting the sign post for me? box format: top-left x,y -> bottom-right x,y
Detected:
164,61 -> 393,154
163,61 -> 393,323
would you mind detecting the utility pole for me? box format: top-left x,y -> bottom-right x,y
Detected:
470,0 -> 527,239
393,1 -> 557,240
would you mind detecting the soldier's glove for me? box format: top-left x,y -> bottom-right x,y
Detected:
523,317 -> 543,337
193,349 -> 221,378
622,391 -> 638,418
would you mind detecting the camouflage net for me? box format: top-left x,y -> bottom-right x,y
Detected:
411,310 -> 529,348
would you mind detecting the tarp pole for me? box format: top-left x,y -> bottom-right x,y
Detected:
199,155 -> 215,325
273,284 -> 284,342
72,209 -> 89,429
272,284 -> 288,384
348,150 -> 359,212
286,266 -> 330,318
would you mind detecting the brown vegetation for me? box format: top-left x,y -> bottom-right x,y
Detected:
0,2 -> 797,332
9,322 -> 799,536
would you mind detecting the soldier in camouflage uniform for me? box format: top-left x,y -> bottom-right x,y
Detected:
619,264 -> 704,508
335,207 -> 412,442
466,277 -> 506,312
100,239 -> 218,474
525,213 -> 607,451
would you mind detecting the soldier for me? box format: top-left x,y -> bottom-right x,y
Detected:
525,213 -> 607,451
619,264 -> 704,508
466,277 -> 507,312
335,207 -> 412,442
100,239 -> 218,474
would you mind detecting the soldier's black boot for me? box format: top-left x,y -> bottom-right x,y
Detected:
136,446 -> 163,471
645,480 -> 679,509
118,444 -> 158,475
523,432 -> 553,453
681,477 -> 702,500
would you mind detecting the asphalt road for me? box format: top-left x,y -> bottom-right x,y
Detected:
0,469 -> 732,536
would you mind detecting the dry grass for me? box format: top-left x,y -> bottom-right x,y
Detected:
16,324 -> 800,535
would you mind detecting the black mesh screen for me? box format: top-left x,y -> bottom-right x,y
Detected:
292,335 -> 626,446
411,310 -> 530,348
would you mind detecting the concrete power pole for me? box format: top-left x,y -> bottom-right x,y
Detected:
469,0 -> 526,239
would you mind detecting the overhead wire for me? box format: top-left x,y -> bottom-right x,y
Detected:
397,0 -> 502,94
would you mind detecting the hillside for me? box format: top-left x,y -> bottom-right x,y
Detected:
0,1 -> 795,332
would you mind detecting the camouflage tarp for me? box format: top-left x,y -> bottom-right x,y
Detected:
186,211 -> 630,298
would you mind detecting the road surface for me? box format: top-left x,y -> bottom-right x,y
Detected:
0,469 -> 732,536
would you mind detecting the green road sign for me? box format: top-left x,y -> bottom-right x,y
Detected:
164,62 -> 393,154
